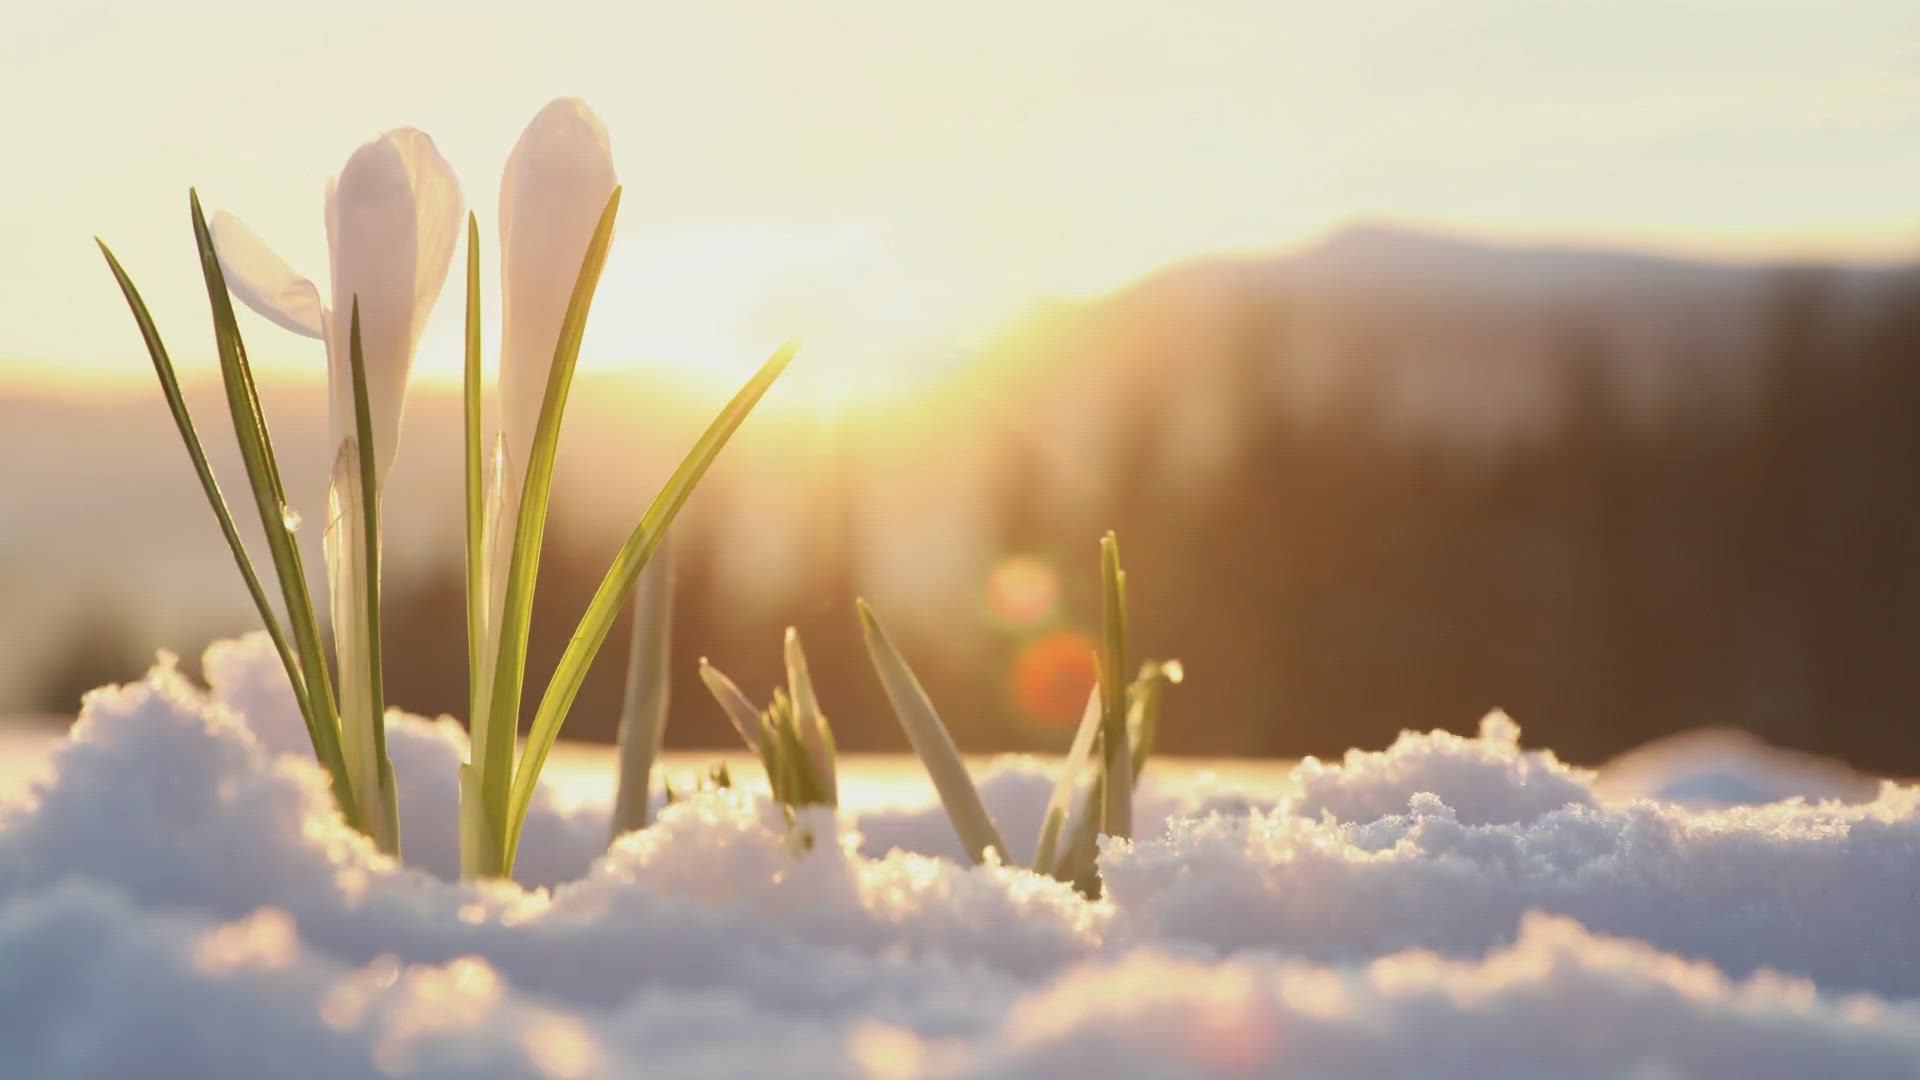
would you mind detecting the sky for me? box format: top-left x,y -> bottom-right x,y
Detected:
4,0 -> 1919,398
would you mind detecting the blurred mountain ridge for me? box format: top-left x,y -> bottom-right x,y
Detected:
7,224 -> 1920,773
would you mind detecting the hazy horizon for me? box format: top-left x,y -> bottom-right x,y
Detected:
7,1 -> 1919,401
8,216 -> 1913,391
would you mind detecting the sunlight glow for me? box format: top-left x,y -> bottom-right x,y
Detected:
11,1 -> 1915,394
596,221 -> 1025,414
409,219 -> 1027,418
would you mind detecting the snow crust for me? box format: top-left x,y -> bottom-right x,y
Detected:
4,634 -> 1919,1079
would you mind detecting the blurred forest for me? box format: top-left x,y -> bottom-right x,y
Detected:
386,264 -> 1920,771
26,241 -> 1920,772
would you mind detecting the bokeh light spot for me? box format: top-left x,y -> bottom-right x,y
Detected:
987,555 -> 1061,628
1012,628 -> 1098,731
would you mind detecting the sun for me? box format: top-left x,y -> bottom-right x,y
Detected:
407,220 -> 1025,421
574,221 -> 1020,416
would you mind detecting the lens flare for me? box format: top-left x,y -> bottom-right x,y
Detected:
1011,628 -> 1098,731
987,555 -> 1061,628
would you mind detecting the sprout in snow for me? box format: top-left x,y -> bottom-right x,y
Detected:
462,98 -> 622,879
209,128 -> 465,855
104,98 -> 793,875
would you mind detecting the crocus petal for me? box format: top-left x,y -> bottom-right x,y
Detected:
209,211 -> 325,339
498,98 -> 618,478
324,128 -> 465,478
384,129 -> 465,336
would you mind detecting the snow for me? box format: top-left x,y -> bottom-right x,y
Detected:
1595,726 -> 1882,808
4,634 -> 1920,1078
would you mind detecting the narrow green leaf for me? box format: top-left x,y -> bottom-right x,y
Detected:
458,763 -> 497,879
783,627 -> 837,804
816,711 -> 838,802
698,658 -> 765,753
1032,683 -> 1102,874
1106,707 -> 1132,836
500,341 -> 796,870
1128,659 -> 1182,787
758,709 -> 784,802
858,599 -> 1006,865
765,689 -> 828,808
477,187 -> 623,875
763,691 -> 793,804
457,215 -> 495,878
324,457 -> 371,837
1056,768 -> 1108,894
467,436 -> 509,776
346,301 -> 398,854
187,192 -> 346,795
96,239 -> 342,799
774,698 -> 810,805
463,213 -> 485,705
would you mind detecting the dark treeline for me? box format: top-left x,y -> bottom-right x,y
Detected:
34,267 -> 1920,772
1121,270 -> 1920,768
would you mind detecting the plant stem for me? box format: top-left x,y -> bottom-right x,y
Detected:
325,459 -> 398,855
1098,533 -> 1132,841
610,531 -> 674,839
334,302 -> 399,856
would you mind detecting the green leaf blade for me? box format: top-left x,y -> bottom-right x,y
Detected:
477,186 -> 623,875
784,627 -> 837,805
463,213 -> 485,703
500,341 -> 796,869
344,300 -> 398,854
187,192 -> 345,800
698,658 -> 765,754
858,599 -> 1006,865
1128,659 -> 1182,786
1033,683 -> 1102,875
96,239 -> 338,793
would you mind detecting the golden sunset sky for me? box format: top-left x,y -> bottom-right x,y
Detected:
4,0 -> 1918,401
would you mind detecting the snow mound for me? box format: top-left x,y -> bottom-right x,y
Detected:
1286,710 -> 1596,826
1104,783 -> 1920,995
952,915 -> 1920,1080
1596,726 -> 1880,807
204,637 -> 609,890
7,891 -> 1920,1079
5,634 -> 1919,1078
0,885 -> 600,1079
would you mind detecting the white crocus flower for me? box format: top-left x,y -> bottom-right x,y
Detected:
473,97 -> 616,684
463,98 -> 618,877
213,129 -> 465,855
499,98 -> 619,489
213,129 -> 463,482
